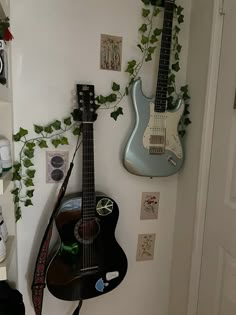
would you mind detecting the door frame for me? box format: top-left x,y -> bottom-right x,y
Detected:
187,1 -> 225,314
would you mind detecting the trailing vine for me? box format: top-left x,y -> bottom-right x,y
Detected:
12,0 -> 191,221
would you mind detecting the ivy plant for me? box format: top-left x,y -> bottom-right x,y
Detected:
12,116 -> 81,221
12,0 -> 191,221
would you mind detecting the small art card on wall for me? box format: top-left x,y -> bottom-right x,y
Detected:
136,234 -> 156,261
140,192 -> 160,220
100,34 -> 122,71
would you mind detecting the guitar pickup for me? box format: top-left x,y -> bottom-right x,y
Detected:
149,147 -> 165,155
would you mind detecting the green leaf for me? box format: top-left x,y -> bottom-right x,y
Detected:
24,149 -> 34,159
13,163 -> 21,172
150,35 -> 158,44
112,82 -> 120,92
148,46 -> 156,54
141,0 -> 150,4
141,35 -> 149,45
153,7 -> 161,16
153,28 -> 162,36
37,139 -> 48,148
167,96 -> 174,108
60,136 -> 69,145
11,188 -> 19,195
25,199 -> 33,207
34,125 -> 44,134
13,133 -> 21,142
23,159 -> 34,168
96,95 -> 107,104
24,178 -> 34,187
44,125 -> 53,134
19,127 -> 28,138
12,172 -> 21,181
175,25 -> 181,34
26,189 -> 34,198
175,52 -> 180,61
172,62 -> 180,72
137,44 -> 144,52
184,109 -> 190,115
51,139 -> 61,148
64,117 -> 72,126
106,93 -> 117,103
178,14 -> 184,24
145,54 -> 152,62
168,73 -> 176,84
15,207 -> 22,222
139,24 -> 148,32
176,5 -> 184,16
167,87 -> 175,95
110,107 -> 124,121
179,130 -> 186,137
14,196 -> 19,203
26,142 -> 36,150
52,120 -> 61,130
176,44 -> 182,53
26,169 -> 36,179
142,9 -> 150,17
184,117 -> 192,126
180,85 -> 189,94
73,127 -> 82,136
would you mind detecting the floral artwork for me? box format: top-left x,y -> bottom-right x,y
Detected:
140,192 -> 160,220
100,34 -> 122,71
136,234 -> 156,261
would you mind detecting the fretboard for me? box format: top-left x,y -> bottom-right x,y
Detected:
155,1 -> 175,112
82,123 -> 96,219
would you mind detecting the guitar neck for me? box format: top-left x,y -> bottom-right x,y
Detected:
82,122 -> 96,219
155,0 -> 175,113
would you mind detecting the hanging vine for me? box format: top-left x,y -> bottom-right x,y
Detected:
12,0 -> 191,221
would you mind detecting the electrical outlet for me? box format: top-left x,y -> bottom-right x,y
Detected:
136,234 -> 156,261
46,151 -> 69,183
140,192 -> 160,220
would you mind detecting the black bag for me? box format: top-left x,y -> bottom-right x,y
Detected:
0,281 -> 25,315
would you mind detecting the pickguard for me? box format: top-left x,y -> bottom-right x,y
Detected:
143,102 -> 183,159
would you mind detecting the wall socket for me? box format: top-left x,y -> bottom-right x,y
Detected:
46,151 -> 69,183
136,233 -> 156,261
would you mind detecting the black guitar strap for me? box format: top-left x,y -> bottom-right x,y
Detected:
72,301 -> 83,315
31,139 -> 83,315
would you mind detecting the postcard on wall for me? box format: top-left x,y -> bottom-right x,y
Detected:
140,192 -> 160,220
100,34 -> 122,71
136,233 -> 156,261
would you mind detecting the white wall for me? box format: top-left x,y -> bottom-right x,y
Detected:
11,0 -> 190,314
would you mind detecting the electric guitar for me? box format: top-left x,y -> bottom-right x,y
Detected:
124,0 -> 184,177
46,84 -> 128,301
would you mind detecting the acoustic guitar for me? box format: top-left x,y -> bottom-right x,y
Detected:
46,84 -> 128,301
123,0 -> 185,177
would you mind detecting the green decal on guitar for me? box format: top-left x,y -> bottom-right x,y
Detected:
46,84 -> 128,301
124,0 -> 185,177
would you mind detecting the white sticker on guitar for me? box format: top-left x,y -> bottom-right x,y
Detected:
106,271 -> 119,281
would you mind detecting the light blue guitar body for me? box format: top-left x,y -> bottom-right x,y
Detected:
123,79 -> 185,177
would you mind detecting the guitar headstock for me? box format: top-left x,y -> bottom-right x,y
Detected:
75,84 -> 97,123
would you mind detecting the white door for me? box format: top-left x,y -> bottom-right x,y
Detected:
197,1 -> 236,314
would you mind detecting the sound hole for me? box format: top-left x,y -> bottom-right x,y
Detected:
74,218 -> 100,244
